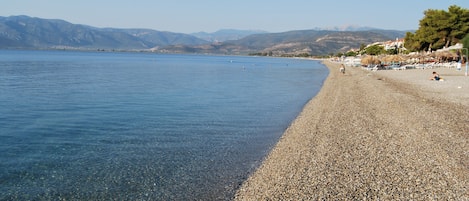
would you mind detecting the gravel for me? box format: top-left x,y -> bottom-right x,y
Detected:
234,61 -> 469,200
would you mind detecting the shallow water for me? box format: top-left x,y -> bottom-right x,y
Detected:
0,50 -> 328,200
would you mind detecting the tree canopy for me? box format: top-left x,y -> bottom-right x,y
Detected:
404,5 -> 469,52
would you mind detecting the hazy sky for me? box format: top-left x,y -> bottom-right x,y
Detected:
1,0 -> 468,33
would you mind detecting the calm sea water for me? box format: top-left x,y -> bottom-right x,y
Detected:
0,50 -> 328,200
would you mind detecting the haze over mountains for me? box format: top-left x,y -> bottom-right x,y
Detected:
0,15 -> 407,56
190,29 -> 268,42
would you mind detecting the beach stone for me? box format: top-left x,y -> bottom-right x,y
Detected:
234,61 -> 469,200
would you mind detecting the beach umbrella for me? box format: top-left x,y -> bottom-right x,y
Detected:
436,51 -> 458,61
381,55 -> 391,63
408,52 -> 428,64
361,56 -> 372,65
361,56 -> 380,65
392,55 -> 404,62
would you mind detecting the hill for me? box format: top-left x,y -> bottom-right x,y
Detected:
190,29 -> 268,42
161,30 -> 406,56
0,15 -> 407,55
0,15 -> 209,50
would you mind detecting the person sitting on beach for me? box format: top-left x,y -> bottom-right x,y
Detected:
430,71 -> 443,81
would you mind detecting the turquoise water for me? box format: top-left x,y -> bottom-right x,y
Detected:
0,50 -> 328,200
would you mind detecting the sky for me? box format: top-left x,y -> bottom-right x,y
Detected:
1,0 -> 468,33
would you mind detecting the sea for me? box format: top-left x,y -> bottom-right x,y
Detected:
0,50 -> 328,200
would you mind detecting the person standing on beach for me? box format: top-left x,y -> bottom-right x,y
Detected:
340,64 -> 345,74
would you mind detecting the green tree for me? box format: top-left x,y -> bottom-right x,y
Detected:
405,5 -> 469,52
462,33 -> 469,49
447,6 -> 469,45
365,45 -> 385,55
404,32 -> 421,52
336,52 -> 344,57
345,51 -> 358,57
417,9 -> 449,51
385,44 -> 399,55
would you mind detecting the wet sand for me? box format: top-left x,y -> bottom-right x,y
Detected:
235,60 -> 469,200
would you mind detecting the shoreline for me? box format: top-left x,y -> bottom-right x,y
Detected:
235,61 -> 469,200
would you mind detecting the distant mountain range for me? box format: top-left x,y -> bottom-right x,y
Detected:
0,15 -> 207,50
190,29 -> 268,42
0,15 -> 408,55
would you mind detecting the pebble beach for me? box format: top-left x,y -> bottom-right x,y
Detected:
234,60 -> 469,200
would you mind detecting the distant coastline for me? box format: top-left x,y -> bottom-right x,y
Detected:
0,15 -> 406,56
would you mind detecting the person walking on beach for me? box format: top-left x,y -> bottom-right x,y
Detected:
339,64 -> 345,74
